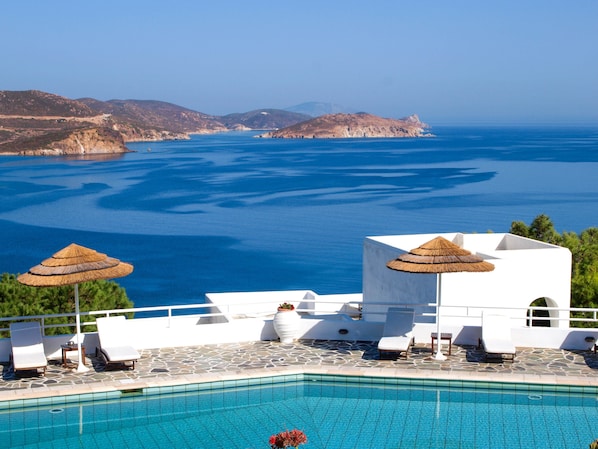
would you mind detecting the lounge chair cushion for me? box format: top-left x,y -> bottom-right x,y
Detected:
378,307 -> 415,357
481,312 -> 516,359
10,322 -> 47,374
378,336 -> 413,352
96,316 -> 140,368
100,345 -> 140,363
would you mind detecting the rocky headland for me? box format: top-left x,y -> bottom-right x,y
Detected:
0,90 -> 230,156
258,113 -> 431,139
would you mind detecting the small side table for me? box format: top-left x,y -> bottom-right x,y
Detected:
61,344 -> 85,367
431,332 -> 453,356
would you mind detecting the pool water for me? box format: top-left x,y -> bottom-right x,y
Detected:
1,374 -> 597,449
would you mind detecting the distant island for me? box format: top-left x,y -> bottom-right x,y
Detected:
0,90 -> 431,156
257,113 -> 431,139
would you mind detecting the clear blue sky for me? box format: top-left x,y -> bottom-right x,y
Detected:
3,1 -> 597,125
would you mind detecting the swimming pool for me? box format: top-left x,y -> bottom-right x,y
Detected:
1,374 -> 597,449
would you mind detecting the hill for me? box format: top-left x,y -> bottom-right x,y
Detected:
0,91 -> 229,155
0,90 -> 94,117
219,109 -> 311,130
77,98 -> 227,140
0,90 -> 316,155
258,113 -> 431,139
0,90 -> 128,156
0,90 -> 431,155
284,101 -> 356,117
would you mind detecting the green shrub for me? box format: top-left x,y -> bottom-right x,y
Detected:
510,214 -> 598,324
0,273 -> 134,337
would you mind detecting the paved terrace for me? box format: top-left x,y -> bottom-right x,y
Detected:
2,339 -> 598,402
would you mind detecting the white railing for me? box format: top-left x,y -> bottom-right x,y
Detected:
1,297 -> 598,336
436,304 -> 598,326
0,297 -> 365,334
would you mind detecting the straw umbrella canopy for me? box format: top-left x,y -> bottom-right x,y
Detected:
387,236 -> 494,360
17,243 -> 133,372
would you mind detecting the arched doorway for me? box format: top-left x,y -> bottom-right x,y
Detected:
527,297 -> 559,327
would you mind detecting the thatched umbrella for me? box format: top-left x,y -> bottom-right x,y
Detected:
18,243 -> 133,372
387,236 -> 494,360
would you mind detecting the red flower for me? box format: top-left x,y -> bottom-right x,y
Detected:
269,429 -> 307,449
278,302 -> 295,311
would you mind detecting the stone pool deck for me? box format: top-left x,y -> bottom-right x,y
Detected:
2,339 -> 598,401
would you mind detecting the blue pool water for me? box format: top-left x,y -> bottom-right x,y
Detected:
1,374 -> 597,449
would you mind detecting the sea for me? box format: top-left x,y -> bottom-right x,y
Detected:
1,126 -> 597,309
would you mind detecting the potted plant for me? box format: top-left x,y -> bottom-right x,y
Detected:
273,302 -> 300,343
269,429 -> 307,449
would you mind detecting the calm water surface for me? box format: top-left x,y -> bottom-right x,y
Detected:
1,126 -> 597,308
2,375 -> 597,449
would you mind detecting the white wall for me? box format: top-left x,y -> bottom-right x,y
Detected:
362,233 -> 572,328
362,237 -> 437,322
205,290 -> 362,322
0,313 -> 381,362
205,290 -> 319,322
3,314 -> 595,364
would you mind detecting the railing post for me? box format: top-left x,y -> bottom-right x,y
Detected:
527,308 -> 532,327
168,308 -> 172,328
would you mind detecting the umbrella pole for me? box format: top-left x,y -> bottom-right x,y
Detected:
434,274 -> 446,361
74,284 -> 89,373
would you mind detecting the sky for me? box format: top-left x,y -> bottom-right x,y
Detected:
2,1 -> 597,125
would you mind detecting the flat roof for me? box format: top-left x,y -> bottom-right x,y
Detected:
367,232 -> 566,257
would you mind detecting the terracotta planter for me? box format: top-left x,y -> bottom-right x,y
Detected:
273,309 -> 300,343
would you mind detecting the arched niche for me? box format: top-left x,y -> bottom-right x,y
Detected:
527,297 -> 559,327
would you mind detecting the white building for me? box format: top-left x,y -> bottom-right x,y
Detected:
362,232 -> 572,341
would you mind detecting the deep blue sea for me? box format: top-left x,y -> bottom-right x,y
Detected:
1,126 -> 597,308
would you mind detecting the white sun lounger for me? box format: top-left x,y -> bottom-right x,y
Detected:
480,312 -> 516,361
10,321 -> 47,376
378,307 -> 415,359
96,316 -> 140,369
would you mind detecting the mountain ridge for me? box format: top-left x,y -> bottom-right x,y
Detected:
0,90 -> 430,156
